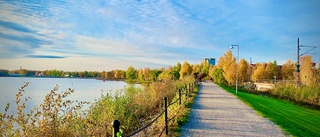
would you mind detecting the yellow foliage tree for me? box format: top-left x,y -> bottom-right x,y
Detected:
120,70 -> 126,79
265,61 -> 279,79
158,71 -> 172,81
238,59 -> 249,84
281,60 -> 295,80
252,63 -> 266,81
218,50 -> 236,84
179,61 -> 192,79
138,68 -> 144,81
19,69 -> 27,76
114,70 -> 120,79
143,67 -> 151,81
300,55 -> 316,86
167,66 -> 173,72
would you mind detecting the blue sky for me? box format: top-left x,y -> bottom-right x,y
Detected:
0,0 -> 319,71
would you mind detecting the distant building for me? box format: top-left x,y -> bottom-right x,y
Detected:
204,58 -> 216,66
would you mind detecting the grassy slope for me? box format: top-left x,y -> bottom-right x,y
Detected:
220,85 -> 320,137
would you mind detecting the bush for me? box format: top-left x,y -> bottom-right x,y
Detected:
272,83 -> 320,107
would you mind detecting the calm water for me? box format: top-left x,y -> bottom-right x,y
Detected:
0,77 -> 131,114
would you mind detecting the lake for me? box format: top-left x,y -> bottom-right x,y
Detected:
0,77 -> 132,114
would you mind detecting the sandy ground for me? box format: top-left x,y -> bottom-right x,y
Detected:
180,82 -> 285,137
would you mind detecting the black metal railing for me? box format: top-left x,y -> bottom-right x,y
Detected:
111,81 -> 198,137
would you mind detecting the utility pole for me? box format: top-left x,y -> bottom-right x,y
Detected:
296,38 -> 317,86
296,38 -> 300,86
250,57 -> 252,82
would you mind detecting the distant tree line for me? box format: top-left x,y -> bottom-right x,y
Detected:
0,61 -> 210,82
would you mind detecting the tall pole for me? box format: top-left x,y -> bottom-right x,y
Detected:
230,45 -> 239,94
296,38 -> 300,86
250,57 -> 252,82
236,46 -> 239,94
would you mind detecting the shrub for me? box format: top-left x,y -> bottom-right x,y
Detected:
272,83 -> 320,107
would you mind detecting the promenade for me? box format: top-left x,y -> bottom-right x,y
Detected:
180,82 -> 284,137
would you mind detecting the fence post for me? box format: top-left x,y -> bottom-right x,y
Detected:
178,89 -> 181,105
163,97 -> 168,135
192,82 -> 194,91
185,84 -> 188,99
111,120 -> 120,137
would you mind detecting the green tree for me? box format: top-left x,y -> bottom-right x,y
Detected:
83,71 -> 88,78
150,70 -> 162,81
126,66 -> 137,80
211,67 -> 226,84
174,62 -> 181,72
199,60 -> 210,75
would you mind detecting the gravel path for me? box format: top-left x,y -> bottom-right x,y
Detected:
180,82 -> 285,137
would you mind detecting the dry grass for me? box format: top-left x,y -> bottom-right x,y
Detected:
272,83 -> 320,107
0,76 -> 196,136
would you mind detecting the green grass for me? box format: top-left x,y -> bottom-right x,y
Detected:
220,85 -> 320,137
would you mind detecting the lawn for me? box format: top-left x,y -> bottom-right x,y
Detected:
220,85 -> 320,137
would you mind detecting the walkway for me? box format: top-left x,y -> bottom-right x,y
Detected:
180,82 -> 284,137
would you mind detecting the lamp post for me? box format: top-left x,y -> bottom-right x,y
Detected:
230,45 -> 239,94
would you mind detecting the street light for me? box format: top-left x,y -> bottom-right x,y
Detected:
230,45 -> 239,94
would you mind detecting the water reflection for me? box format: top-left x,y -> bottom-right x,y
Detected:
0,77 -> 134,114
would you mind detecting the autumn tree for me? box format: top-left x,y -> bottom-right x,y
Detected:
251,63 -> 266,81
108,71 -> 115,79
208,65 -> 214,78
192,64 -> 199,75
200,60 -> 210,75
114,70 -> 120,79
218,50 -> 236,84
179,61 -> 192,79
19,69 -> 27,76
126,66 -> 137,80
265,61 -> 279,79
281,60 -> 295,80
137,68 -> 144,81
158,71 -> 172,81
300,55 -> 316,86
238,59 -> 249,84
120,70 -> 126,79
167,66 -> 173,72
143,67 -> 151,81
174,62 -> 181,72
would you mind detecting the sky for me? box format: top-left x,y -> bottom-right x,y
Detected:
0,0 -> 320,71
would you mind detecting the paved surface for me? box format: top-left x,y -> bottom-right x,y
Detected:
180,82 -> 285,137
